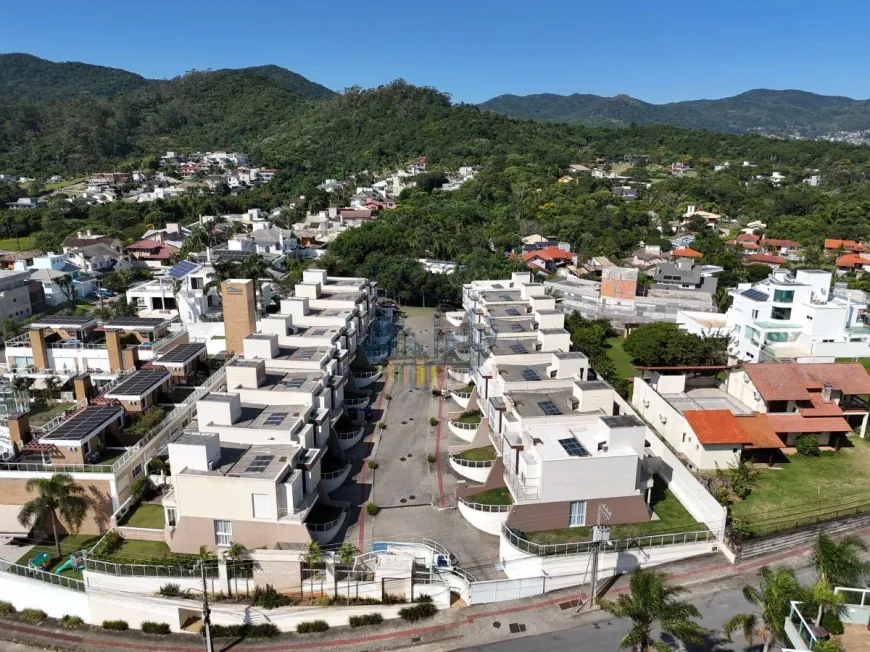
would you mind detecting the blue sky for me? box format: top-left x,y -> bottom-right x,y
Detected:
4,0 -> 869,104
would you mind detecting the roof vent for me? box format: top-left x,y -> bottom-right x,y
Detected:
821,382 -> 833,403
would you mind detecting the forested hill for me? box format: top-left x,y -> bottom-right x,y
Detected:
478,89 -> 870,138
5,74 -> 870,181
0,53 -> 152,101
0,53 -> 334,103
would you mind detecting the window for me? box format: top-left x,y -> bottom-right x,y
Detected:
166,508 -> 177,527
214,520 -> 233,546
751,310 -> 759,319
682,433 -> 686,442
252,494 -> 270,519
773,289 -> 795,303
132,464 -> 142,479
569,501 -> 587,527
771,306 -> 792,321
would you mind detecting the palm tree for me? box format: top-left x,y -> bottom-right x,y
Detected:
304,541 -> 323,594
238,254 -> 271,315
222,541 -> 248,597
338,541 -> 359,566
17,474 -> 88,559
203,260 -> 238,295
811,533 -> 869,622
724,566 -> 806,652
598,568 -> 706,651
813,533 -> 870,589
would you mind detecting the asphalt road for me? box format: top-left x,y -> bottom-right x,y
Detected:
456,568 -> 815,652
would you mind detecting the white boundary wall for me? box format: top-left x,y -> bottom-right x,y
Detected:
0,572 -> 90,620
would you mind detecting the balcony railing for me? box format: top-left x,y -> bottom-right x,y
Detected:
353,369 -> 380,379
450,455 -> 494,469
307,512 -> 344,532
345,396 -> 369,408
322,462 -> 351,480
504,466 -> 540,501
448,419 -> 478,431
501,523 -> 717,557
457,496 -> 511,513
49,341 -> 108,350
279,489 -> 318,520
4,333 -> 30,345
336,427 -> 364,440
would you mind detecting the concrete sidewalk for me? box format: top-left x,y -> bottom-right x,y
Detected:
0,534 -> 834,652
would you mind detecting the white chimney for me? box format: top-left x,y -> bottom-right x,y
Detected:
687,205 -> 696,216
206,247 -> 211,262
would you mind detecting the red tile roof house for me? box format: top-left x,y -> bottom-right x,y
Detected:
521,246 -> 574,274
726,362 -> 870,443
746,253 -> 788,268
125,238 -> 177,268
760,238 -> 800,257
671,247 -> 704,259
835,253 -> 870,275
825,238 -> 866,254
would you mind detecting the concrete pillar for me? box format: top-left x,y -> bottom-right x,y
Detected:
105,330 -> 124,372
72,373 -> 93,403
7,412 -> 31,451
28,329 -> 49,370
861,412 -> 869,438
122,347 -> 138,371
221,279 -> 257,355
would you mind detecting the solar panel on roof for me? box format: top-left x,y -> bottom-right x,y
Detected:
311,329 -> 327,336
538,400 -> 562,415
500,294 -> 514,301
283,378 -> 305,389
244,455 -> 274,473
741,288 -> 770,302
510,343 -> 526,354
166,260 -> 199,279
521,368 -> 540,381
264,412 -> 289,426
492,284 -> 503,289
104,317 -> 166,328
558,437 -> 588,457
107,370 -> 169,396
506,308 -> 521,316
42,407 -> 123,441
297,350 -> 316,360
156,343 -> 206,364
510,323 -> 524,332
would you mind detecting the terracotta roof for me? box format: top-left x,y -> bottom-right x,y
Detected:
747,254 -> 787,265
737,234 -> 761,243
825,239 -> 865,252
836,254 -> 870,268
672,247 -> 703,258
741,242 -> 760,250
0,250 -> 42,262
736,414 -> 784,449
765,414 -> 853,434
683,410 -> 754,445
799,393 -> 845,417
761,238 -> 799,248
521,246 -> 573,263
126,238 -> 164,250
743,363 -> 870,401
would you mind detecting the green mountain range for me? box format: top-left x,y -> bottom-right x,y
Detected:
478,89 -> 870,138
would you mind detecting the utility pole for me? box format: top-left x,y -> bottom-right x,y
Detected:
198,561 -> 214,652
578,503 -> 611,612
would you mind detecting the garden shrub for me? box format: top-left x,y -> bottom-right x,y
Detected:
60,615 -> 84,629
251,584 -> 292,609
296,619 -> 330,633
381,592 -> 407,605
366,502 -> 380,516
19,609 -> 46,624
102,619 -> 129,631
796,434 -> 821,456
141,621 -> 171,635
821,611 -> 844,635
0,601 -> 15,616
349,613 -> 384,628
158,582 -> 182,597
429,417 -> 438,426
398,601 -> 438,622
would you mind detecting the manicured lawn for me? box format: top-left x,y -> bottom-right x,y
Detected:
523,481 -> 701,546
456,383 -> 475,394
0,235 -> 37,251
606,337 -> 638,379
837,357 -> 870,375
118,503 -> 165,529
730,438 -> 870,535
28,401 -> 75,426
469,487 -> 513,505
16,534 -> 101,577
90,448 -> 127,466
112,539 -> 176,559
458,410 -> 482,425
459,445 -> 496,461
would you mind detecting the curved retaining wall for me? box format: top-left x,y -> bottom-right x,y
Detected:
457,500 -> 511,536
447,420 -> 478,442
448,455 -> 492,483
322,463 -> 352,492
